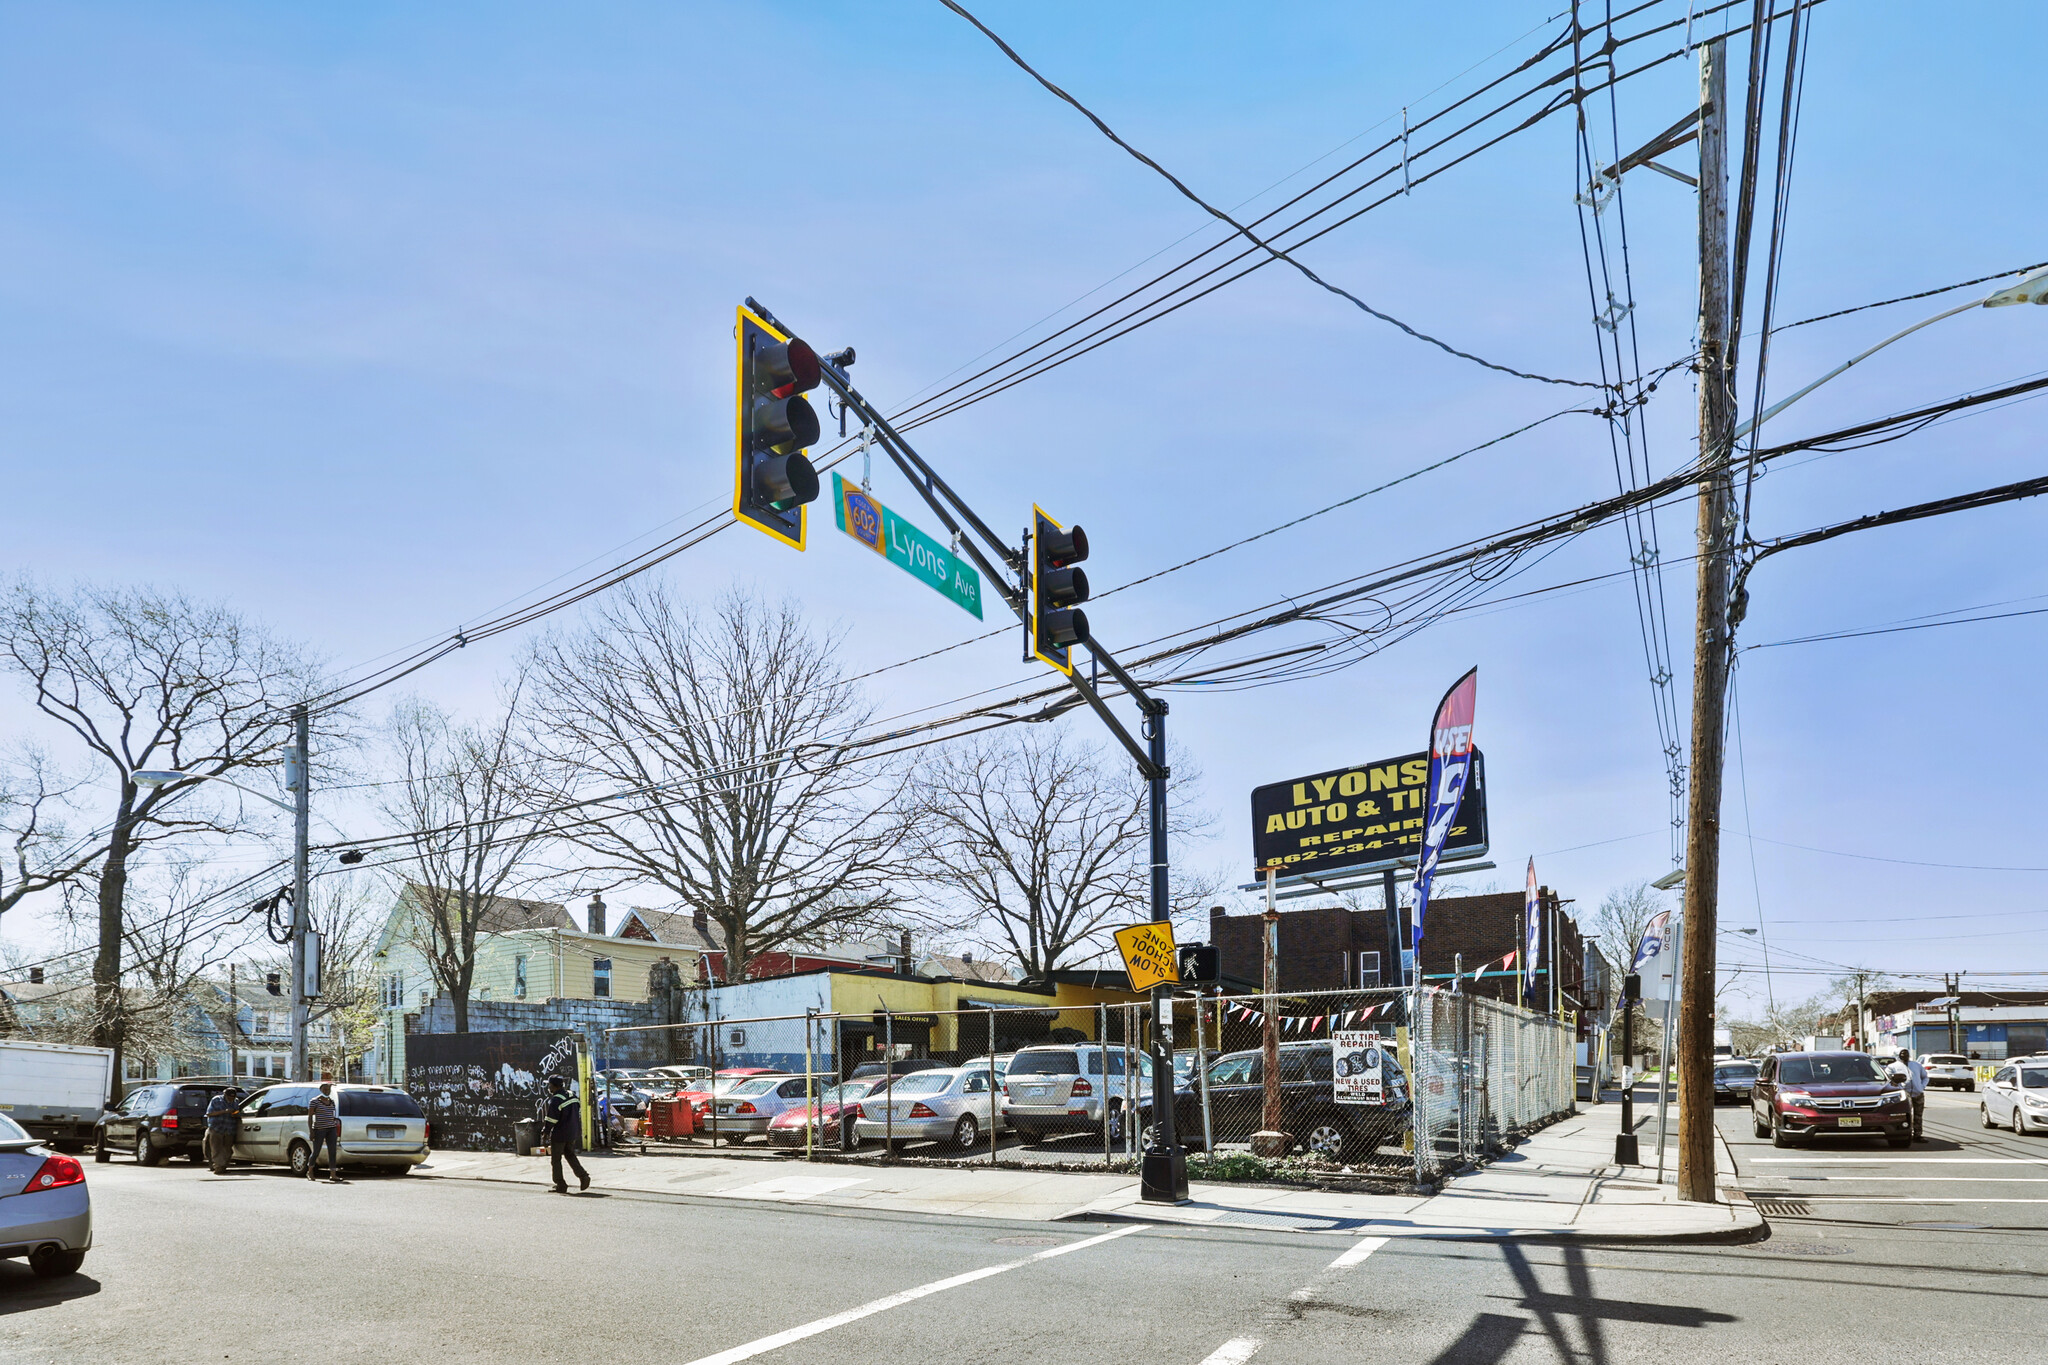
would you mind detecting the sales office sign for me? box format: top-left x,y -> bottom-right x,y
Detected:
1249,748 -> 1487,877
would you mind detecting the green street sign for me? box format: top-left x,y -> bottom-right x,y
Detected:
831,473 -> 984,619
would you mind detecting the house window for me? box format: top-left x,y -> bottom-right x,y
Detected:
1358,952 -> 1382,989
382,974 -> 405,1008
592,959 -> 612,998
514,955 -> 528,999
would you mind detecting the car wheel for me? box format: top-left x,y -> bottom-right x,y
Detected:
1752,1109 -> 1769,1138
1106,1105 -> 1125,1145
952,1114 -> 979,1151
135,1131 -> 161,1167
93,1135 -> 111,1165
1770,1113 -> 1793,1148
2017,1109 -> 2030,1136
1983,1104 -> 1995,1129
1966,1082 -> 1977,1093
288,1140 -> 312,1176
28,1247 -> 84,1279
1304,1123 -> 1352,1162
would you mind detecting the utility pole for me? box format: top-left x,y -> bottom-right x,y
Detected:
1254,868 -> 1284,1156
1677,38 -> 1732,1205
288,703 -> 312,1083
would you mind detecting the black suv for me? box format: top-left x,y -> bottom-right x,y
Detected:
1172,1040 -> 1411,1162
94,1082 -> 239,1165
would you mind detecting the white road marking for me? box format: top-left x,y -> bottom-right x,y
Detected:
681,1224 -> 1148,1365
1197,1338 -> 1264,1365
1328,1235 -> 1389,1269
709,1176 -> 869,1201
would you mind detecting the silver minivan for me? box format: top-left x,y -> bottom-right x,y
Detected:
1000,1043 -> 1153,1144
231,1084 -> 429,1175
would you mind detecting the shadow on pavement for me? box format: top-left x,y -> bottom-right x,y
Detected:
0,1262 -> 100,1314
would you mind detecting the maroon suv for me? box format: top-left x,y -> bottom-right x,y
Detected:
1752,1051 -> 1912,1148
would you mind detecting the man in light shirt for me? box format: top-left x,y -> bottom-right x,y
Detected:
1893,1049 -> 1928,1141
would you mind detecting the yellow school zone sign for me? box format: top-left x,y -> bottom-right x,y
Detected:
1113,921 -> 1180,993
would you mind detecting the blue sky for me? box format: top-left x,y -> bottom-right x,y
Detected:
3,2 -> 2042,1013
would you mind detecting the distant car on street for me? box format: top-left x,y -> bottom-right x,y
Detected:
1751,1051 -> 1912,1148
94,1081 -> 238,1166
767,1078 -> 882,1150
1712,1061 -> 1760,1104
1917,1054 -> 1976,1092
228,1083 -> 430,1175
852,1067 -> 1005,1150
0,1111 -> 89,1278
1980,1061 -> 2048,1134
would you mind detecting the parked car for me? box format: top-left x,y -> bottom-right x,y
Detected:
1918,1053 -> 1977,1092
1712,1060 -> 1760,1104
94,1081 -> 238,1166
645,1065 -> 714,1088
0,1111 -> 89,1278
673,1069 -> 790,1128
767,1079 -> 882,1150
848,1058 -> 947,1081
1751,1051 -> 1911,1148
853,1067 -> 1006,1150
1980,1060 -> 2048,1134
229,1083 -> 430,1175
707,1075 -> 833,1144
1001,1043 -> 1153,1145
595,1071 -> 660,1118
1173,1041 -> 1410,1162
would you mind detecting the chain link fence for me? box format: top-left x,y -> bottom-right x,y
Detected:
605,986 -> 1573,1184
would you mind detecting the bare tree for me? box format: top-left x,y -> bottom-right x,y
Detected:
236,874 -> 387,1077
523,586 -> 907,981
904,726 -> 1211,978
0,580 -> 332,1072
0,744 -> 99,918
377,687 -> 548,1032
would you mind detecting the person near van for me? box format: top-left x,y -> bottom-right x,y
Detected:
1894,1049 -> 1928,1140
307,1082 -> 344,1182
204,1086 -> 243,1174
543,1075 -> 590,1194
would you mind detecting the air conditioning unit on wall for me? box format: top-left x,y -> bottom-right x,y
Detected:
728,1028 -> 747,1047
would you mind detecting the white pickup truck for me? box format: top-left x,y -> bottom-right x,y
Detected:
0,1041 -> 116,1151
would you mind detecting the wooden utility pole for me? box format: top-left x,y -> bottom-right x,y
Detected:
1678,38 -> 1732,1205
1253,867 -> 1287,1155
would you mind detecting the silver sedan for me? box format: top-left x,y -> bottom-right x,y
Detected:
852,1067 -> 1006,1150
0,1111 -> 90,1278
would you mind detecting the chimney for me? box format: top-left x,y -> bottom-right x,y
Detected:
28,967 -> 43,985
961,950 -> 973,964
586,893 -> 607,937
1210,905 -> 1226,926
899,929 -> 913,971
692,908 -> 709,937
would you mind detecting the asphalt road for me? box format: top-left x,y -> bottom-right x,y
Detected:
3,1090 -> 2040,1365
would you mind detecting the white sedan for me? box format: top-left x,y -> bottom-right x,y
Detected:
853,1067 -> 1006,1151
1981,1061 -> 2048,1134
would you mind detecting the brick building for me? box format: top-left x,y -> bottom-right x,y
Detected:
1208,889 -> 1585,1014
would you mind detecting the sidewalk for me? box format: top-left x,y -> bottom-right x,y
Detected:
413,1111 -> 1761,1243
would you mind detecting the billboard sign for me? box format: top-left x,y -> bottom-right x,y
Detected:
1332,1030 -> 1386,1105
1249,748 -> 1487,876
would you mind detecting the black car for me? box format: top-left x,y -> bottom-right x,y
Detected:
1173,1041 -> 1411,1163
94,1082 -> 239,1165
1712,1061 -> 1759,1104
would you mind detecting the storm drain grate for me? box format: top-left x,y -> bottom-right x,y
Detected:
1751,1197 -> 1812,1217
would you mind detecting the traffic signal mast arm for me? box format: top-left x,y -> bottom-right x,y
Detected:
747,298 -> 1163,778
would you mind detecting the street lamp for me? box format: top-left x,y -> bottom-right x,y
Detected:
131,705 -> 315,1082
1651,868 -> 1686,891
1736,264 -> 2048,442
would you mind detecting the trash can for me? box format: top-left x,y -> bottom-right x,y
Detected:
513,1118 -> 539,1157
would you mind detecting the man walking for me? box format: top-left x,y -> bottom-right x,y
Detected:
1895,1049 -> 1929,1141
204,1086 -> 242,1174
543,1074 -> 590,1194
307,1081 -> 344,1182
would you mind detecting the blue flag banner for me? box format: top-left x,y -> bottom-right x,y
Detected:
1410,667 -> 1478,956
1523,856 -> 1542,1008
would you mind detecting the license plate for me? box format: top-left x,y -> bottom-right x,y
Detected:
1837,1116 -> 1862,1128
1017,1085 -> 1049,1098
369,1125 -> 402,1139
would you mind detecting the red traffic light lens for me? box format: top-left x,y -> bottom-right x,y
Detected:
759,338 -> 821,395
1043,524 -> 1087,566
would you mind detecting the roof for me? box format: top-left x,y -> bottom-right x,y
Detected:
614,907 -> 723,951
918,953 -> 1016,984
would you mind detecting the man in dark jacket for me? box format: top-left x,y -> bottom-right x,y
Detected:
542,1075 -> 590,1194
204,1087 -> 243,1174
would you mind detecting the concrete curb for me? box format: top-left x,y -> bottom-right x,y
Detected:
1058,1205 -> 1770,1244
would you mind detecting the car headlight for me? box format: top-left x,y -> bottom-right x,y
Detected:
1880,1090 -> 1906,1106
1778,1091 -> 1814,1107
2025,1095 -> 2048,1109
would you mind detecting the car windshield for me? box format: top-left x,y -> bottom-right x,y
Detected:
338,1090 -> 425,1118
1716,1065 -> 1757,1079
884,1073 -> 953,1096
1777,1055 -> 1884,1084
2021,1070 -> 2048,1090
728,1078 -> 782,1097
1007,1051 -> 1079,1076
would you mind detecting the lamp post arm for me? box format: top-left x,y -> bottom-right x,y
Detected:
179,771 -> 296,815
1733,298 -> 1981,443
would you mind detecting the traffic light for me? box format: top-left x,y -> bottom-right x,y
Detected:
734,304 -> 824,549
1030,505 -> 1089,674
1178,944 -> 1221,984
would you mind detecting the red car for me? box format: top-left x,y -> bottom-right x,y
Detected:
1752,1051 -> 1913,1148
766,1079 -> 882,1150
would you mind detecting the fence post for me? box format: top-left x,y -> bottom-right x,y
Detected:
1099,1003 -> 1111,1167
988,1009 -> 998,1168
883,1009 -> 894,1163
1124,1003 -> 1138,1160
1195,991 -> 1213,1156
804,1011 -> 815,1163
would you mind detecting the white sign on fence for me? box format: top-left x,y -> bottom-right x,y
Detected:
1332,1030 -> 1386,1105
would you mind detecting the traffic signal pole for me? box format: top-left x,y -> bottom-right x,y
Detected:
749,298 -> 1187,1201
